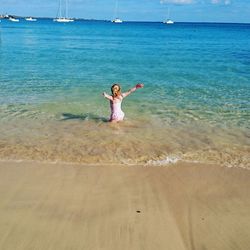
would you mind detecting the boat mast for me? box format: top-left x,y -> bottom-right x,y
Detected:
66,0 -> 68,19
56,0 -> 61,18
114,0 -> 118,19
60,0 -> 62,18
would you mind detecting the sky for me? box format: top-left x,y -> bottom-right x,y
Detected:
1,0 -> 250,23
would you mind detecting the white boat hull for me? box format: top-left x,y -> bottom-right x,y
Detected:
112,18 -> 123,23
54,18 -> 74,23
9,18 -> 19,22
26,18 -> 37,22
164,19 -> 174,24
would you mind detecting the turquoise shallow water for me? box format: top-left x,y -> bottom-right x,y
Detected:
0,19 -> 249,167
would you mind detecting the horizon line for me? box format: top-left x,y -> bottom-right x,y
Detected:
1,15 -> 250,25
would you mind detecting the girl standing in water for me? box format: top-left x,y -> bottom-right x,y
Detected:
102,83 -> 144,122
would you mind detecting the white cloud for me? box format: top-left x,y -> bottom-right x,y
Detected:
160,0 -> 195,5
211,0 -> 231,5
160,0 -> 231,5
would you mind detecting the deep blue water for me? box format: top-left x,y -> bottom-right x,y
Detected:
0,19 -> 249,127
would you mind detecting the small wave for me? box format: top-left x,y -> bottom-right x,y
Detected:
146,156 -> 180,166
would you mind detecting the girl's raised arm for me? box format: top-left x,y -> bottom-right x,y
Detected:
122,83 -> 144,98
102,92 -> 113,101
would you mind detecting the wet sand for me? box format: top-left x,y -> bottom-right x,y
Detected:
0,161 -> 249,250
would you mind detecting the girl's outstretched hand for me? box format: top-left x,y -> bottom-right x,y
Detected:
136,83 -> 144,89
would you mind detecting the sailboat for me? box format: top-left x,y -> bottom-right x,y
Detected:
112,0 -> 123,23
54,0 -> 74,23
163,7 -> 174,25
25,17 -> 37,22
9,16 -> 20,22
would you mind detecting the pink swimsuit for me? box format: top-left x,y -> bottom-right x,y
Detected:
110,96 -> 125,121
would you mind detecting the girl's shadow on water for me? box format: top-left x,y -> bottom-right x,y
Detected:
61,113 -> 109,122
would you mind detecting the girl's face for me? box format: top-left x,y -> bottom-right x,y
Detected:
113,85 -> 120,91
111,84 -> 121,97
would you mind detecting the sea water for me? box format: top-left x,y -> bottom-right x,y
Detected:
0,19 -> 249,167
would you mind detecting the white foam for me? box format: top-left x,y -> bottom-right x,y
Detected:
146,156 -> 180,166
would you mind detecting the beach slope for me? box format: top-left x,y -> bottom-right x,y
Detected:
0,161 -> 249,250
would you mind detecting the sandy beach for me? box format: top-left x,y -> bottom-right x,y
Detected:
0,161 -> 249,250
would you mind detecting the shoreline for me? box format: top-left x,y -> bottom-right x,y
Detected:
1,155 -> 249,170
0,160 -> 249,250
